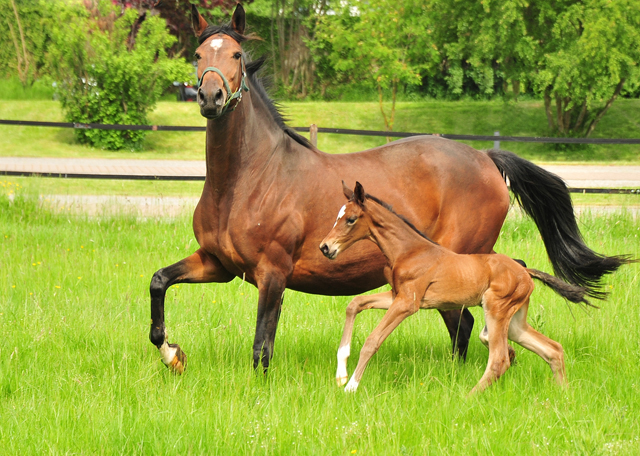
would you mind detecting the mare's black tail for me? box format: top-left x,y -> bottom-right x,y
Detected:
527,268 -> 595,308
487,149 -> 633,299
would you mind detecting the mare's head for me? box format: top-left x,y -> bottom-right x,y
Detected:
191,4 -> 248,118
320,181 -> 371,260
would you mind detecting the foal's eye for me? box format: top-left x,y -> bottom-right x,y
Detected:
233,52 -> 242,60
194,53 -> 201,60
346,217 -> 357,225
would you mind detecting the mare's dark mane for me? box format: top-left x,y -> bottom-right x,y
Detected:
365,193 -> 439,245
199,24 -> 314,150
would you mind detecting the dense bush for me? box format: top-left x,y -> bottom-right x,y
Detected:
48,1 -> 193,151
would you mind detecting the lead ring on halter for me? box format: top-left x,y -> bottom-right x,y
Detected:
197,57 -> 250,115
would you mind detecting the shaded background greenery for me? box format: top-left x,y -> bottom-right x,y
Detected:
1,0 -> 639,151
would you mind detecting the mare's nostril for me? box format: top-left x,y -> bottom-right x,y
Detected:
214,88 -> 224,105
197,88 -> 205,102
320,244 -> 329,257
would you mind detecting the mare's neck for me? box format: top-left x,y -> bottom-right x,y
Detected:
365,201 -> 438,266
203,80 -> 289,182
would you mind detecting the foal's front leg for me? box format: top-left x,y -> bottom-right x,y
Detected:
150,249 -> 234,373
337,291 -> 393,386
345,295 -> 419,392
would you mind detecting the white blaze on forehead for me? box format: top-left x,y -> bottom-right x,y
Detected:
333,205 -> 347,227
209,38 -> 224,50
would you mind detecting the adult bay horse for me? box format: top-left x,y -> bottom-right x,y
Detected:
149,4 -> 628,374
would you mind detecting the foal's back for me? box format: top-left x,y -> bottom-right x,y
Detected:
411,248 -> 534,311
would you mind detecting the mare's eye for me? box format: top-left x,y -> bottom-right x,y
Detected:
233,52 -> 242,60
195,53 -> 201,60
346,217 -> 357,225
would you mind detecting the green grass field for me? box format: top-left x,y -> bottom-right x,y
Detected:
1,98 -> 639,163
1,186 -> 639,454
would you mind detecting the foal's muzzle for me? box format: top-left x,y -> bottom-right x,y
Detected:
319,243 -> 338,260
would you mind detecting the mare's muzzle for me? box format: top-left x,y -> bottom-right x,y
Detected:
197,64 -> 248,119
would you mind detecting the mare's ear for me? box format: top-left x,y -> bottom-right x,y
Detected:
191,4 -> 208,37
231,3 -> 246,35
354,182 -> 366,206
342,180 -> 354,200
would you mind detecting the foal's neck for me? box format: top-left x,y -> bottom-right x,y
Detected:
365,201 -> 439,266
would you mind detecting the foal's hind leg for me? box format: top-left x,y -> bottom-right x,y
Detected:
150,249 -> 234,373
337,291 -> 393,386
479,325 -> 517,365
508,302 -> 566,385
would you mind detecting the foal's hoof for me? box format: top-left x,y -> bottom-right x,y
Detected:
336,376 -> 348,387
160,342 -> 187,374
508,345 -> 517,366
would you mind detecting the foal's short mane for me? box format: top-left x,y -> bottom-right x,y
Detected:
198,24 -> 314,150
365,194 -> 438,245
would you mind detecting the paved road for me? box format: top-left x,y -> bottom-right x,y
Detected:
2,157 -> 638,217
2,157 -> 640,188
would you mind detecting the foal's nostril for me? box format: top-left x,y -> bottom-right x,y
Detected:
320,244 -> 330,257
197,88 -> 205,102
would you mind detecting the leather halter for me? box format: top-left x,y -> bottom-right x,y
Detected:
197,57 -> 249,115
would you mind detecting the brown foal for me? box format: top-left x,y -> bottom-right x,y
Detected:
320,182 -> 595,393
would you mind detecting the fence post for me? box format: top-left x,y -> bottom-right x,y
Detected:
310,124 -> 318,147
494,131 -> 500,150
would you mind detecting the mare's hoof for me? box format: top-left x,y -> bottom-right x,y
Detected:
508,345 -> 517,366
169,347 -> 187,374
336,376 -> 348,387
160,342 -> 187,374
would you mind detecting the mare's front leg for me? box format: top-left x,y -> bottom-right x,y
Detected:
253,265 -> 291,373
337,291 -> 393,386
345,294 -> 419,392
150,248 -> 234,373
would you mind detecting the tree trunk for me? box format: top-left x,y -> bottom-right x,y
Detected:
555,94 -> 564,134
543,87 -> 555,131
584,78 -> 625,137
8,0 -> 31,87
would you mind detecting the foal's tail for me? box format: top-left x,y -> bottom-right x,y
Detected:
487,148 -> 633,300
527,268 -> 596,308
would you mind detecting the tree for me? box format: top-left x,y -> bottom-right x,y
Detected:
47,0 -> 193,150
0,0 -> 55,86
428,0 -> 640,137
312,0 -> 435,132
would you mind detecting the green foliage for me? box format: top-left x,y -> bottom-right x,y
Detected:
0,0 -> 56,85
311,0 -> 436,130
427,0 -> 640,136
47,1 -> 194,151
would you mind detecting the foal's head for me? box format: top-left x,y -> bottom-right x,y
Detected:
320,182 -> 371,260
191,4 -> 248,118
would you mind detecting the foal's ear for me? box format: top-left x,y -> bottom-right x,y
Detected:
354,182 -> 366,206
231,3 -> 246,35
191,4 -> 208,37
342,180 -> 354,200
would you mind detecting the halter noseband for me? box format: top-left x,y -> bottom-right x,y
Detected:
197,57 -> 250,116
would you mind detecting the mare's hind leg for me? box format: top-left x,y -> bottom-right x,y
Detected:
508,302 -> 566,385
150,248 -> 234,373
439,309 -> 474,361
337,291 -> 393,386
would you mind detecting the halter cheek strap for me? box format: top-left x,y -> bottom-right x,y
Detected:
197,58 -> 250,115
